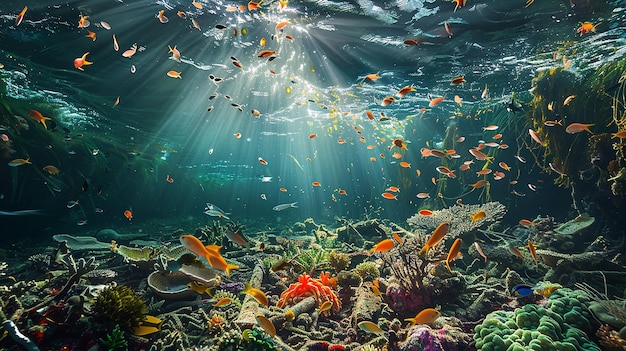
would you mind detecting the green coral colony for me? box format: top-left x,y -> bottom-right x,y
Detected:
1,1 -> 626,351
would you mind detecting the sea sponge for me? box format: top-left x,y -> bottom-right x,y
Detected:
474,288 -> 601,351
92,285 -> 148,332
327,250 -> 351,273
354,262 -> 380,281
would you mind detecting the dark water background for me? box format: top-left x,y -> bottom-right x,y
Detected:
0,0 -> 624,240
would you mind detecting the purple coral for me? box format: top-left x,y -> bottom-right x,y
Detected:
219,281 -> 245,293
385,285 -> 432,315
399,326 -> 469,351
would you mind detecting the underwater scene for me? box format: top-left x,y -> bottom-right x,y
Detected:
1,0 -> 626,350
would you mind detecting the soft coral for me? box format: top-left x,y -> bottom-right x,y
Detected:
277,272 -> 341,313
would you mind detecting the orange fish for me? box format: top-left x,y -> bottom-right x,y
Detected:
234,133 -> 242,139
419,222 -> 450,255
396,85 -> 416,98
248,0 -> 262,11
85,31 -> 97,41
612,130 -> 626,139
519,219 -> 535,227
192,0 -> 203,9
510,246 -> 524,259
386,186 -> 400,192
498,162 -> 511,171
450,76 -> 466,85
15,6 -> 27,26
469,148 -> 492,162
309,133 -> 317,139
157,10 -> 169,23
251,109 -> 261,117
577,21 -> 599,35
365,110 -> 375,120
78,13 -> 90,28
445,238 -> 463,272
474,242 -> 487,262
338,189 -> 347,195
399,161 -> 411,168
526,240 -> 538,267
74,52 -> 93,71
166,175 -> 174,183
469,179 -> 487,189
168,45 -> 181,62
563,95 -> 575,106
279,187 -> 287,192
258,157 -> 268,165
482,125 -> 499,131
257,50 -> 276,58
242,284 -> 268,305
476,169 -> 492,176
28,110 -> 52,129
180,234 -> 239,276
470,210 -> 486,223
392,232 -> 403,244
381,96 -> 396,106
365,72 -> 380,81
419,209 -> 433,216
416,192 -> 430,199
381,192 -> 397,200
529,128 -> 543,144
370,238 -> 395,253
124,209 -> 133,220
275,20 -> 289,30
452,0 -> 465,12
428,95 -> 445,107
404,308 -> 441,326
312,181 -> 321,187
444,22 -> 453,37
213,297 -> 232,307
565,123 -> 594,134
167,71 -> 182,79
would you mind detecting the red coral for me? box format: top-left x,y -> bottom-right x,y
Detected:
277,272 -> 341,313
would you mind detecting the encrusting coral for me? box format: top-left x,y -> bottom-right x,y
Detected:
473,288 -> 601,351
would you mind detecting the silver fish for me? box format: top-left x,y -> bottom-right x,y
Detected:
205,203 -> 230,215
273,202 -> 298,211
204,209 -> 230,220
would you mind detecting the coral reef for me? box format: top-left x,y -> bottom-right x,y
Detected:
406,202 -> 506,238
398,321 -> 471,351
473,288 -> 601,351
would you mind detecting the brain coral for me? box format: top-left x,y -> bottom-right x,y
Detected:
473,288 -> 601,351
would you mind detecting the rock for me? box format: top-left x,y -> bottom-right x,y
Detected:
554,214 -> 595,235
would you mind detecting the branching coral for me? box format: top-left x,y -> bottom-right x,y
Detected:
277,272 -> 341,314
406,202 -> 506,239
380,235 -> 444,291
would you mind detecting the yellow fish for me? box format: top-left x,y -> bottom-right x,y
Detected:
404,308 -> 441,326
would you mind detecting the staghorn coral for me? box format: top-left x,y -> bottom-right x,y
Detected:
406,202 -> 506,239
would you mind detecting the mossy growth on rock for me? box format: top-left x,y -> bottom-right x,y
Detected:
92,285 -> 148,333
327,250 -> 351,273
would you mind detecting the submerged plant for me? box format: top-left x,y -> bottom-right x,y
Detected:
99,324 -> 128,351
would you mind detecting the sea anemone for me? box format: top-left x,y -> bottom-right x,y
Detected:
92,285 -> 148,333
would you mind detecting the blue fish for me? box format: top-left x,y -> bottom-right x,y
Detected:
512,284 -> 533,298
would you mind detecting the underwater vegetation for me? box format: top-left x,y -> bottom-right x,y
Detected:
92,285 -> 148,333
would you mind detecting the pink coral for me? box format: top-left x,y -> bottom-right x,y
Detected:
277,272 -> 341,313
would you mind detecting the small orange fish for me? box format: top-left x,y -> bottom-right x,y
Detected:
168,45 -> 181,63
526,240 -> 538,266
365,72 -> 380,81
279,187 -> 287,192
166,175 -> 174,183
392,232 -> 403,244
381,192 -> 397,200
474,242 -> 487,262
365,110 -> 375,120
167,70 -> 182,79
563,95 -> 575,106
396,85 -> 416,98
74,52 -> 93,71
242,284 -> 268,306
510,246 -> 524,259
275,20 -> 289,30
404,308 -> 441,326
213,297 -> 232,307
529,128 -> 543,144
445,238 -> 463,272
429,95 -> 445,107
450,76 -> 466,85
565,123 -> 594,134
124,209 -> 133,220
399,161 -> 411,168
370,238 -> 395,253
338,189 -> 347,195
469,179 -> 487,189
419,222 -> 450,255
258,157 -> 268,165
28,110 -> 52,129
419,209 -> 433,216
452,0 -> 465,12
251,109 -> 261,117
312,181 -> 321,187
257,49 -> 276,58
416,192 -> 430,199
309,133 -> 317,139
482,125 -> 499,131
157,10 -> 169,23
192,0 -> 203,9
476,169 -> 492,176
498,162 -> 511,171
381,96 -> 396,106
248,0 -> 261,11
470,210 -> 486,223
15,6 -> 27,26
519,219 -> 534,227
234,133 -> 242,139
78,13 -> 90,28
577,21 -> 599,35
612,130 -> 626,139
386,186 -> 400,192
85,31 -> 97,41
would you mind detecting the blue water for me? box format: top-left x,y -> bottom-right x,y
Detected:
0,0 -> 625,237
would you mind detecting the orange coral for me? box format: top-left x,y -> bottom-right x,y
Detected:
277,272 -> 341,313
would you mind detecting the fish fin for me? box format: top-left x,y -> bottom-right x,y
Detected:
225,263 -> 239,277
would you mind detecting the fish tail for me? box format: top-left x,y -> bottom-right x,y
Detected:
225,263 -> 239,277
418,245 -> 428,256
446,260 -> 452,272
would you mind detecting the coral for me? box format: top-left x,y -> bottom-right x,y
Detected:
277,272 -> 341,313
596,324 -> 626,351
406,202 -> 506,239
354,262 -> 380,281
92,285 -> 148,333
216,329 -> 276,351
399,323 -> 471,351
99,324 -> 128,351
473,288 -> 601,351
328,250 -> 351,273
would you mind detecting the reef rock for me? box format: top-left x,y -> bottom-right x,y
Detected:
554,214 -> 595,235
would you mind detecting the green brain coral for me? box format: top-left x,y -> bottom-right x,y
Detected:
474,288 -> 600,351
